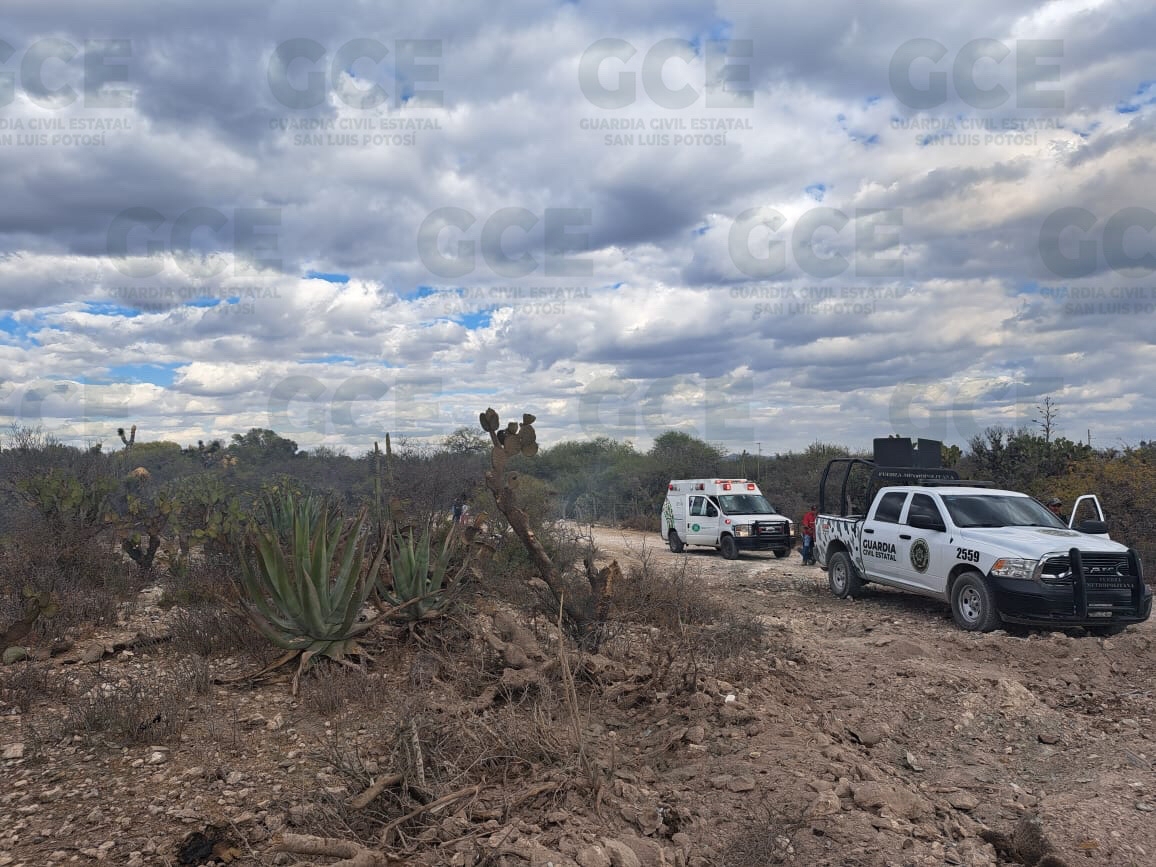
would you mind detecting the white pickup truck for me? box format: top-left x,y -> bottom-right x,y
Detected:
815,444 -> 1152,634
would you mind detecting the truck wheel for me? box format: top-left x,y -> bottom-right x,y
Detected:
773,549 -> 788,559
828,551 -> 863,598
951,571 -> 1002,632
720,535 -> 739,560
668,531 -> 684,554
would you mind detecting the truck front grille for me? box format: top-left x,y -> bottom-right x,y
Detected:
1040,552 -> 1136,589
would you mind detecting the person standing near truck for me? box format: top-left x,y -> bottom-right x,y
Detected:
801,504 -> 817,566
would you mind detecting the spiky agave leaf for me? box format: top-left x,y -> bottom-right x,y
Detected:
235,491 -> 384,683
379,522 -> 471,620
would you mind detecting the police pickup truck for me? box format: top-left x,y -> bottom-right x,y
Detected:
815,438 -> 1151,634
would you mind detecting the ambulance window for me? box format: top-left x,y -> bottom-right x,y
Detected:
704,499 -> 718,518
690,496 -> 706,517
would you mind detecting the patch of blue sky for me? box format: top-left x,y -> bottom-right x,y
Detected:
103,362 -> 181,387
83,302 -> 140,318
305,270 -> 350,283
300,355 -> 358,364
1117,80 -> 1155,114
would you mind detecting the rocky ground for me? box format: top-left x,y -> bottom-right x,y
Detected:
1,527 -> 1154,866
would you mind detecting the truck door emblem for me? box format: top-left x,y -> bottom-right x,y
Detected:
910,539 -> 930,573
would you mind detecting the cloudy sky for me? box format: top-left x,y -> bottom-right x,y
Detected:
2,0 -> 1154,455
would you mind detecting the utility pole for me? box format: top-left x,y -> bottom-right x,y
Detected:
756,442 -> 761,486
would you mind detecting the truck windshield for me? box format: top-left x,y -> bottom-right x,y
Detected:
940,495 -> 1067,529
718,494 -> 775,515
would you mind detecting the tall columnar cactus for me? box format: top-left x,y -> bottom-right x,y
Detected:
237,490 -> 386,693
117,424 -> 137,452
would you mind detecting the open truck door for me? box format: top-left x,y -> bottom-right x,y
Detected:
1069,494 -> 1110,537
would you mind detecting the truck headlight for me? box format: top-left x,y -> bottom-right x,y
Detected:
734,525 -> 752,537
990,558 -> 1036,581
788,520 -> 795,534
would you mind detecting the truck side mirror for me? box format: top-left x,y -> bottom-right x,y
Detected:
909,513 -> 945,532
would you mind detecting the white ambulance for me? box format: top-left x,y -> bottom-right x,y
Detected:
661,479 -> 795,560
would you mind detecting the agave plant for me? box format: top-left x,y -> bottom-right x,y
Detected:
379,522 -> 471,621
237,491 -> 386,692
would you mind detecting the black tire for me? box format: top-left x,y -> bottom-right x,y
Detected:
951,571 -> 1002,632
720,535 -> 739,560
828,551 -> 863,598
773,548 -> 788,559
668,531 -> 684,554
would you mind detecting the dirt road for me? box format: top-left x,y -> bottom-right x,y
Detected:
590,526 -> 1156,866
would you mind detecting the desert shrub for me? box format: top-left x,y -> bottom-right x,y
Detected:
61,673 -> 189,745
166,604 -> 278,665
0,531 -> 126,640
720,803 -> 806,866
611,548 -> 721,629
0,661 -> 54,713
300,664 -> 389,716
159,549 -> 242,608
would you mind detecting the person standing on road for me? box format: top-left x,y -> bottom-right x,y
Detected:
801,504 -> 817,566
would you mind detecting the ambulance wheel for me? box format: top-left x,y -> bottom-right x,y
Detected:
773,548 -> 788,559
828,551 -> 863,598
668,531 -> 684,554
720,535 -> 739,560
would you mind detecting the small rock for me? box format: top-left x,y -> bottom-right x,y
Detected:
576,844 -> 612,867
806,790 -> 841,817
147,751 -> 168,765
602,838 -> 642,867
727,777 -> 756,793
1137,802 -> 1154,813
2,743 -> 24,760
684,726 -> 705,745
905,752 -> 924,772
948,792 -> 979,812
1037,732 -> 1061,745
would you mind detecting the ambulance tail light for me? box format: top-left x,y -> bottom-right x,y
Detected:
746,483 -> 756,490
722,483 -> 732,490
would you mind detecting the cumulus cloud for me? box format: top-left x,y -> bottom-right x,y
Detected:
2,0 -> 1155,453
